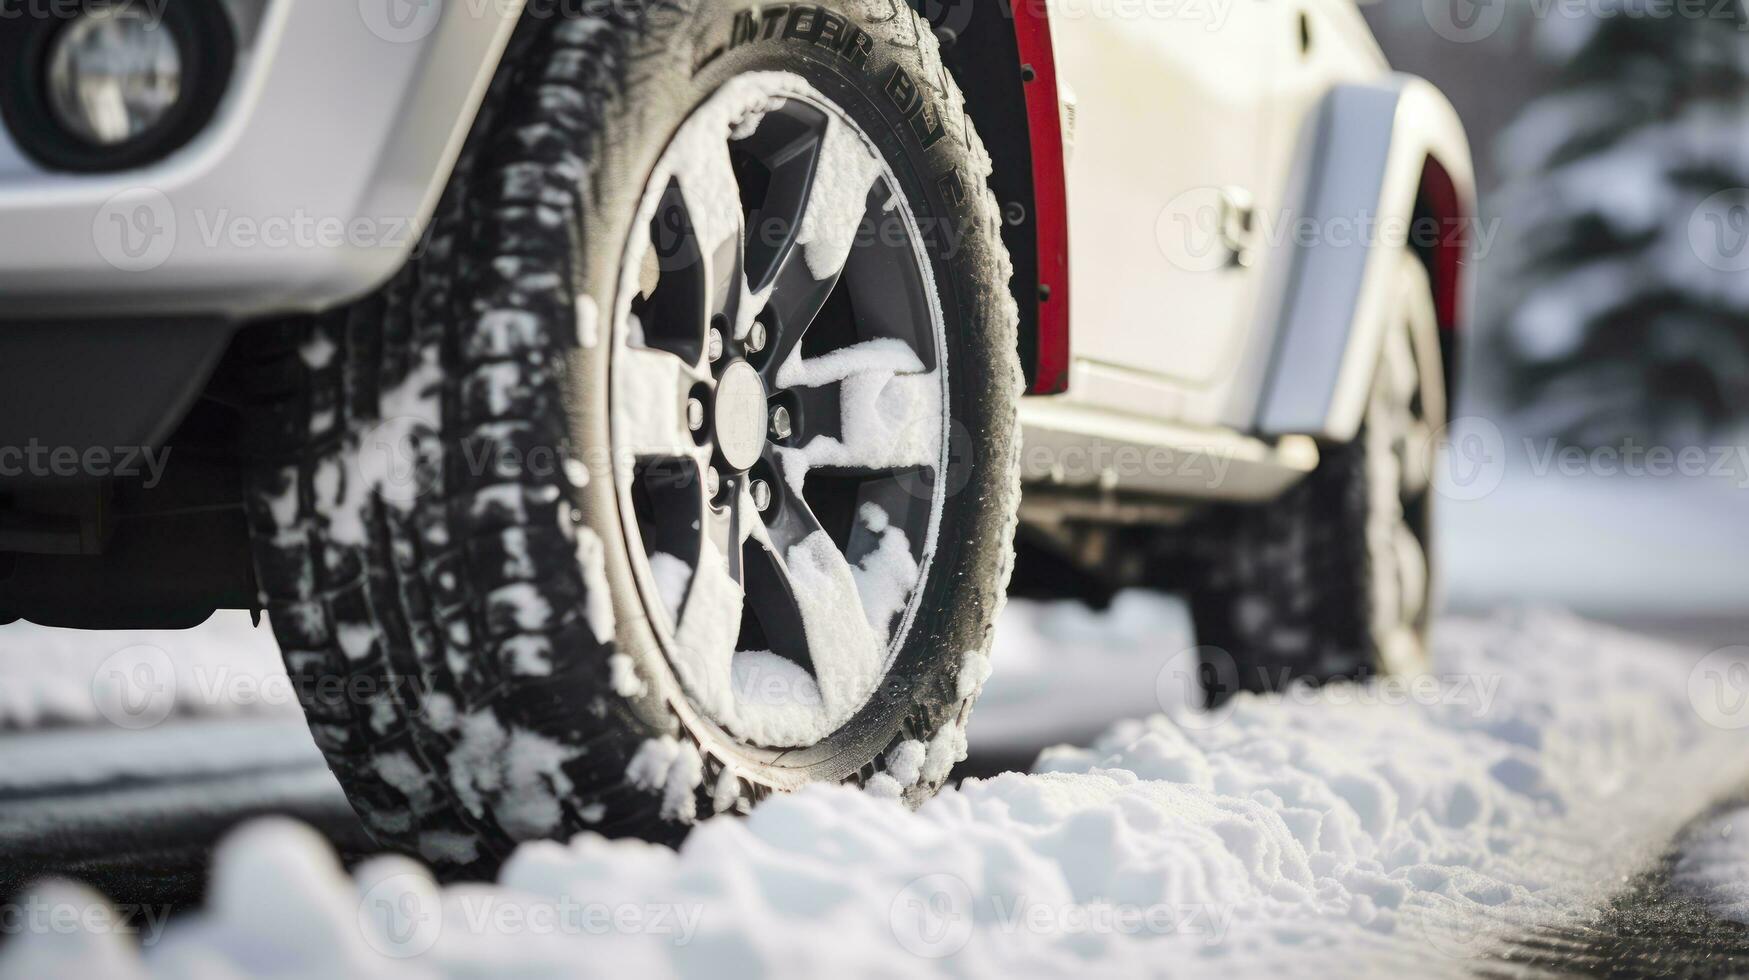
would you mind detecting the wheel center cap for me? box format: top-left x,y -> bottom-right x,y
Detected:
713,360 -> 768,472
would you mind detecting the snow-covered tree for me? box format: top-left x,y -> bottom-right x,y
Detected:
1484,5 -> 1749,448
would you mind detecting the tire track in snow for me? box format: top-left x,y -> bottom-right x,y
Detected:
1479,791 -> 1749,979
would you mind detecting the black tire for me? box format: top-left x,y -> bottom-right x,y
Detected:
1184,253 -> 1444,694
237,0 -> 1019,875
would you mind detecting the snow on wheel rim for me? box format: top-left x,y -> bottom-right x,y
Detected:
609,73 -> 950,750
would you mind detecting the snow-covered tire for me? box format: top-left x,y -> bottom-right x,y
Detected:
1187,252 -> 1445,692
237,0 -> 1019,875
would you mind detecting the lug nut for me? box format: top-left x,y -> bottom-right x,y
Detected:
686,396 -> 705,432
705,466 -> 721,498
707,327 -> 724,362
769,405 -> 793,442
747,320 -> 768,354
751,479 -> 772,512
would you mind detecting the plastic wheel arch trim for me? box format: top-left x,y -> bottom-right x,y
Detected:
1011,0 -> 1072,396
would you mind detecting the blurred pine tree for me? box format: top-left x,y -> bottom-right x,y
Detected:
1485,4 -> 1749,448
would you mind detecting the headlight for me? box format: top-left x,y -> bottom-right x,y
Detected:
0,0 -> 233,172
46,4 -> 185,147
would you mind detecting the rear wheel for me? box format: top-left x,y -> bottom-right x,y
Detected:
240,0 -> 1019,874
1187,252 -> 1444,691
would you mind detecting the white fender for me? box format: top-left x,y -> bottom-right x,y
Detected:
1256,74 -> 1476,441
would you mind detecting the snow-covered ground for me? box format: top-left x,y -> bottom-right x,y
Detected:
1,602 -> 1744,978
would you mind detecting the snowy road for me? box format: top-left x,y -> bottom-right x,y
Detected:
1,601 -> 1747,977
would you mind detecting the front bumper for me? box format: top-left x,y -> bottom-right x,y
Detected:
0,0 -> 524,320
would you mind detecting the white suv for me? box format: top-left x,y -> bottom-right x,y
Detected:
0,0 -> 1472,872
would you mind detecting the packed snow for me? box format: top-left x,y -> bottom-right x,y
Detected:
773,338 -> 943,496
2,602 -> 1744,978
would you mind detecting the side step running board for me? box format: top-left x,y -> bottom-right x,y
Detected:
1017,398 -> 1319,507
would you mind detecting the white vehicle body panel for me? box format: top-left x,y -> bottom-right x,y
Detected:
0,0 -> 523,319
1051,0 -> 1279,394
0,0 -> 1473,506
1043,0 -> 1424,437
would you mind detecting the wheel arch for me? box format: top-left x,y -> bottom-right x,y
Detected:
1255,74 -> 1476,441
920,0 -> 1069,395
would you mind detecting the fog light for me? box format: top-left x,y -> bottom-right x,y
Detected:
45,4 -> 183,147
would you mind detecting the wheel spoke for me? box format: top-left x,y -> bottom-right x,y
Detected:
733,99 -> 830,293
774,381 -> 844,448
747,123 -> 886,380
702,476 -> 755,589
670,476 -> 749,691
790,115 -> 885,286
637,179 -> 710,365
755,253 -> 845,388
673,136 -> 749,339
742,500 -> 820,675
614,346 -> 704,459
751,511 -> 886,714
759,457 -> 827,557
